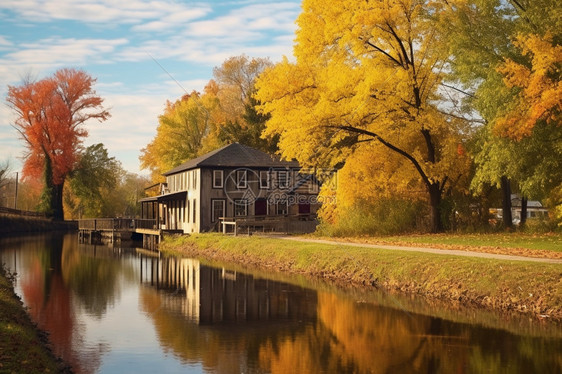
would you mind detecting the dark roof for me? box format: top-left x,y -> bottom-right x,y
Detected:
163,143 -> 300,176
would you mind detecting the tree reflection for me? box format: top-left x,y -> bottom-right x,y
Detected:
62,241 -> 124,318
17,234 -> 104,374
140,256 -> 562,374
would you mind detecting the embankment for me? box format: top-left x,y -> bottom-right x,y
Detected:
0,266 -> 71,373
0,214 -> 77,235
161,233 -> 562,321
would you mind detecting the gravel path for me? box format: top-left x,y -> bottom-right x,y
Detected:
277,236 -> 562,264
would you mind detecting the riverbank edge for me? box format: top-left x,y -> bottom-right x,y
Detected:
0,214 -> 77,235
0,265 -> 72,373
161,233 -> 562,322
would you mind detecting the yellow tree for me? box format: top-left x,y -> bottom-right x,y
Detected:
140,88 -> 220,182
255,0 -> 470,232
213,55 -> 272,123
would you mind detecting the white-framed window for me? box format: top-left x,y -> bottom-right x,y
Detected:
193,171 -> 198,190
237,170 -> 247,189
212,199 -> 226,222
278,170 -> 289,189
259,170 -> 269,189
213,170 -> 224,188
235,199 -> 248,216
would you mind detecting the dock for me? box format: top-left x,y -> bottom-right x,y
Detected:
78,218 -> 181,248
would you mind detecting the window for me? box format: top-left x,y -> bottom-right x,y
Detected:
278,170 -> 289,189
298,202 -> 311,214
212,199 -> 226,222
235,199 -> 247,216
259,170 -> 269,189
275,200 -> 288,215
213,170 -> 224,188
255,198 -> 267,216
237,170 -> 247,189
193,171 -> 198,189
192,199 -> 197,224
186,200 -> 190,223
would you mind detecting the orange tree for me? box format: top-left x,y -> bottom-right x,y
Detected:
6,68 -> 110,219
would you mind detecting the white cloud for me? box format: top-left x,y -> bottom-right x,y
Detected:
0,0 -> 302,175
0,36 -> 12,46
0,0 -> 211,27
0,38 -> 128,80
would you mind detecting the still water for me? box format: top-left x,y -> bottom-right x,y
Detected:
0,233 -> 561,374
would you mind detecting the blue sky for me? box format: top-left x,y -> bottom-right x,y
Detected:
0,0 -> 301,175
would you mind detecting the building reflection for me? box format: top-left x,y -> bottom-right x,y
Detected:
139,255 -> 318,325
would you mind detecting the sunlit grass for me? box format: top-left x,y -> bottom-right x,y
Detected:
162,233 -> 562,319
314,232 -> 562,252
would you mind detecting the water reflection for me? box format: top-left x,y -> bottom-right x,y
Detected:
1,233 -> 561,374
139,255 -> 562,374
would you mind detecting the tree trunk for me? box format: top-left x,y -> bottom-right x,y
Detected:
520,196 -> 528,227
41,151 -> 65,220
52,182 -> 64,221
500,176 -> 513,229
428,182 -> 444,233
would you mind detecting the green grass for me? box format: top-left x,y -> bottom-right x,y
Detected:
162,233 -> 562,320
0,266 -> 65,373
315,232 -> 562,252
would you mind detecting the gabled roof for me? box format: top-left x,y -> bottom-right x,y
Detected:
163,143 -> 300,176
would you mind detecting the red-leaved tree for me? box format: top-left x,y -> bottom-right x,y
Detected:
6,68 -> 110,219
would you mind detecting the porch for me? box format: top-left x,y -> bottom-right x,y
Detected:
219,214 -> 318,236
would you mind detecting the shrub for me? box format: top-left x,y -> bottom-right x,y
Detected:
316,198 -> 427,236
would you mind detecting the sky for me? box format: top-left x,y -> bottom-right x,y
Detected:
0,0 -> 302,176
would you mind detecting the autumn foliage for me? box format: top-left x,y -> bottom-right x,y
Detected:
6,68 -> 110,219
495,32 -> 562,139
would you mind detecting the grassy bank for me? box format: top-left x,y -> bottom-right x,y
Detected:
161,233 -> 562,321
0,266 -> 70,373
315,232 -> 562,257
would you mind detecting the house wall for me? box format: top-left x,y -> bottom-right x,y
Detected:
166,169 -> 201,233
163,166 -> 321,234
199,167 -> 321,233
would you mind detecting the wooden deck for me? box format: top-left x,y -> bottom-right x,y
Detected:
78,218 -> 181,248
219,215 -> 317,236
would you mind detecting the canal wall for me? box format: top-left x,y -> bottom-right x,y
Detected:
0,213 -> 77,235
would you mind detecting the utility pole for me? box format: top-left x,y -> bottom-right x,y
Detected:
14,172 -> 18,210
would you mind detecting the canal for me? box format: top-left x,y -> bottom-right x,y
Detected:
0,233 -> 561,373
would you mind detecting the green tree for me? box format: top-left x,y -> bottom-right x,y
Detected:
67,144 -> 122,218
0,161 -> 10,191
440,0 -> 562,227
218,97 -> 278,154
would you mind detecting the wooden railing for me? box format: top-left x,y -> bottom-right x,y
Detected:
78,218 -> 158,231
0,206 -> 47,218
219,214 -> 317,235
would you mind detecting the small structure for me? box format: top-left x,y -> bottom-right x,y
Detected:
139,143 -> 322,234
492,194 -> 549,224
77,218 -> 180,248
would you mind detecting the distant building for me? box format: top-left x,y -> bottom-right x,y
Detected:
139,143 -> 321,234
492,194 -> 549,224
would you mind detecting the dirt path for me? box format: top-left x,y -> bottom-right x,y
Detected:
277,236 -> 562,264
